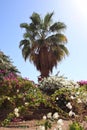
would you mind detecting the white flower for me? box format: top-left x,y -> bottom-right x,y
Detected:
57,119 -> 64,126
15,112 -> 20,117
17,89 -> 19,93
25,102 -> 29,106
76,91 -> 80,95
53,112 -> 59,119
39,125 -> 45,130
69,110 -> 75,117
7,97 -> 10,100
14,108 -> 19,117
77,98 -> 82,103
34,89 -> 36,92
47,112 -> 52,119
57,125 -> 62,130
74,84 -> 79,88
43,115 -> 47,120
14,108 -> 19,113
56,97 -> 59,100
66,102 -> 72,109
70,96 -> 75,99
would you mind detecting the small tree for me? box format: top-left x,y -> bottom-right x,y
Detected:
0,51 -> 20,80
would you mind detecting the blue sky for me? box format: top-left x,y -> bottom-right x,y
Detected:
0,0 -> 87,83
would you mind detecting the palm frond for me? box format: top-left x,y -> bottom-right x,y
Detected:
44,12 -> 54,28
20,23 -> 29,29
50,22 -> 66,32
30,12 -> 41,25
22,46 -> 31,61
46,33 -> 67,44
23,32 -> 35,40
59,45 -> 69,56
53,48 -> 64,62
29,23 -> 37,31
19,40 -> 30,48
55,34 -> 67,43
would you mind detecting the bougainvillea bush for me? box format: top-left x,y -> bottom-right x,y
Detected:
0,73 -> 51,126
78,80 -> 87,91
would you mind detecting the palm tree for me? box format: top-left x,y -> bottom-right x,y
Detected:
19,12 -> 69,79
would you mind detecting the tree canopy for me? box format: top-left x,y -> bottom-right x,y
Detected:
0,51 -> 20,80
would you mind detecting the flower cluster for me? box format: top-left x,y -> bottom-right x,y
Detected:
66,102 -> 72,109
14,108 -> 20,117
78,80 -> 87,86
38,76 -> 79,94
39,112 -> 63,130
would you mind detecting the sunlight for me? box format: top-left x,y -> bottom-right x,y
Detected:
73,0 -> 87,16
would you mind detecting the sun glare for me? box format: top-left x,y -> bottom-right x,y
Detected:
73,0 -> 87,15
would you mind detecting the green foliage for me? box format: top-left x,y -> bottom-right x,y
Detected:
69,122 -> 84,130
51,86 -> 87,117
0,76 -> 48,125
51,88 -> 71,112
44,120 -> 52,130
1,113 -> 14,126
38,76 -> 87,120
0,51 -> 20,80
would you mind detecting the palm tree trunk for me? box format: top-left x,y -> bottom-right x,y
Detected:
39,46 -> 49,78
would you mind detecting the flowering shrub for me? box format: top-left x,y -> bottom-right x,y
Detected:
38,76 -> 87,123
0,74 -> 49,126
78,80 -> 87,91
0,71 -> 87,129
38,76 -> 79,95
51,86 -> 87,121
78,80 -> 87,86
